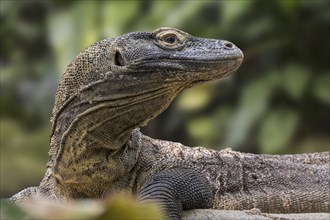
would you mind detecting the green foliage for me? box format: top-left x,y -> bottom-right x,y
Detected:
177,84 -> 214,111
313,73 -> 330,104
187,105 -> 233,148
225,73 -> 277,147
99,195 -> 164,220
0,199 -> 29,220
188,116 -> 214,146
0,195 -> 164,220
282,65 -> 309,100
258,109 -> 299,153
0,119 -> 49,196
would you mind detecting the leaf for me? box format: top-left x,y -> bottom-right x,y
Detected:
7,194 -> 163,220
258,109 -> 299,153
98,194 -> 164,220
0,199 -> 29,220
18,198 -> 103,220
0,119 -> 49,196
101,1 -> 140,37
277,0 -> 299,16
176,83 -> 213,111
312,73 -> 329,104
282,64 -> 309,100
134,1 -> 208,30
187,116 -> 214,146
224,72 -> 279,147
221,1 -> 252,27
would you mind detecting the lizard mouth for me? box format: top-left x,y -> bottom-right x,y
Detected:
130,56 -> 243,70
189,58 -> 243,86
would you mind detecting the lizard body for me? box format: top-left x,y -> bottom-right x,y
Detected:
10,28 -> 329,219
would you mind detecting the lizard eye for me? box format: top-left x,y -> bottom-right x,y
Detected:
162,34 -> 178,44
114,50 -> 124,66
154,29 -> 187,49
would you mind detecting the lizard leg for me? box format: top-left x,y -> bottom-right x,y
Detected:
9,186 -> 53,204
138,167 -> 212,220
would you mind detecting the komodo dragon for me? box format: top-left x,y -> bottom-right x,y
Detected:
10,27 -> 329,219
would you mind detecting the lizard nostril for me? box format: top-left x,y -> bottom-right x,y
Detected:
224,42 -> 234,49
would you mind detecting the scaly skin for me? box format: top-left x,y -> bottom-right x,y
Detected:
10,27 -> 329,220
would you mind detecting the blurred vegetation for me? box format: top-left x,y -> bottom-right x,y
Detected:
0,0 -> 329,200
0,194 -> 164,219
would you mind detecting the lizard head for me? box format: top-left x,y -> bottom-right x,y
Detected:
111,27 -> 243,87
51,28 -> 243,151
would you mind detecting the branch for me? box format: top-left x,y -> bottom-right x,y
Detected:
182,209 -> 329,220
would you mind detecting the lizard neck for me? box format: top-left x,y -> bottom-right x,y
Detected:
50,72 -> 183,153
49,69 -> 183,198
51,129 -> 143,199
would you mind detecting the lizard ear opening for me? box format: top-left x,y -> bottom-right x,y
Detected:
114,50 -> 125,66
